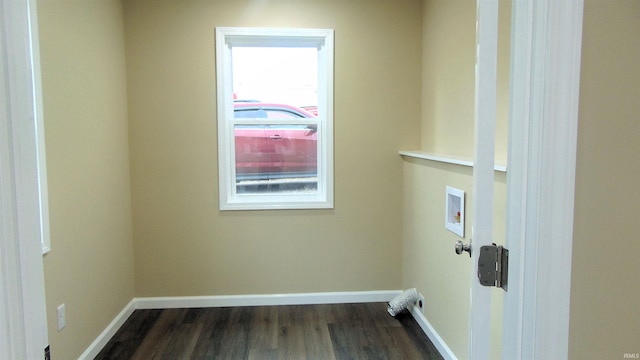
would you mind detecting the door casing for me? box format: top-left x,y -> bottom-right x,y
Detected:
0,0 -> 49,358
502,0 -> 583,359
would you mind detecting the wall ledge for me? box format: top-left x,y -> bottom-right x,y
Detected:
399,150 -> 507,172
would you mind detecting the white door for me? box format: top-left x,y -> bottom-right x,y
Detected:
467,1 -> 500,359
468,0 -> 584,359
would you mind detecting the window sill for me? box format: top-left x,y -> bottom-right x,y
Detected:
399,150 -> 507,172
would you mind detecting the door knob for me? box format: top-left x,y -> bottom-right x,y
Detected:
455,240 -> 471,257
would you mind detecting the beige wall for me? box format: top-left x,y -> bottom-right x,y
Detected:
569,0 -> 640,358
402,161 -> 506,360
420,0 -> 510,162
123,0 -> 423,297
420,0 -> 474,156
403,1 -> 510,359
38,1 -> 135,359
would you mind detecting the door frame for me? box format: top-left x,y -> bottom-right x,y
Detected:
503,0 -> 584,359
0,0 -> 49,358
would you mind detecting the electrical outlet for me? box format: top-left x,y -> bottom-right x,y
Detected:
417,293 -> 425,313
57,303 -> 66,331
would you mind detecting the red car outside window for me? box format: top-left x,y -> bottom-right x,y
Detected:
233,102 -> 317,183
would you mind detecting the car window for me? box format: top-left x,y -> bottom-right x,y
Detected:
234,109 -> 268,118
234,107 -> 308,119
264,109 -> 304,119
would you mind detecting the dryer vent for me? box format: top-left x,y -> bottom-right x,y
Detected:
387,288 -> 418,316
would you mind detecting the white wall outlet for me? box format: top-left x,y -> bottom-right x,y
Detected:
57,303 -> 66,331
417,293 -> 425,313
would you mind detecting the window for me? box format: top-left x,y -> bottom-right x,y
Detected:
216,28 -> 334,210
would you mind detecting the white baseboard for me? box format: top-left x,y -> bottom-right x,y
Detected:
78,299 -> 136,360
79,290 -> 401,359
410,305 -> 458,360
135,290 -> 402,309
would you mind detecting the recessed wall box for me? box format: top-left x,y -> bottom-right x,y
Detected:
445,186 -> 465,237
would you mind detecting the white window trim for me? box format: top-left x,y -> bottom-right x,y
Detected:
215,27 -> 334,211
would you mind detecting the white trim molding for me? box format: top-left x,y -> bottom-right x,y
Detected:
77,300 -> 137,360
503,0 -> 583,359
135,290 -> 401,310
398,151 -> 507,172
410,306 -> 458,360
0,0 -> 49,358
26,0 -> 51,255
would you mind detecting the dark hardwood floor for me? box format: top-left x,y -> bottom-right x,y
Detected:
94,302 -> 443,360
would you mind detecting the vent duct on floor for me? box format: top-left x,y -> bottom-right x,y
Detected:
387,288 -> 418,316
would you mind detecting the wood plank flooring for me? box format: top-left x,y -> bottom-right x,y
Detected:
94,302 -> 443,360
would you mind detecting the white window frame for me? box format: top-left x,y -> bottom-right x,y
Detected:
215,27 -> 334,211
